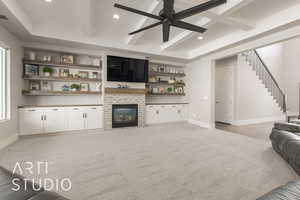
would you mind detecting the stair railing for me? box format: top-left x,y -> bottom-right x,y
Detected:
241,50 -> 286,112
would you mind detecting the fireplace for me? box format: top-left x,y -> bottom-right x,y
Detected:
112,104 -> 138,128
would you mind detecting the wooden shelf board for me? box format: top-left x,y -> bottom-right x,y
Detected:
22,90 -> 102,96
149,72 -> 186,77
105,88 -> 147,95
147,93 -> 186,96
147,82 -> 185,86
23,59 -> 101,71
23,76 -> 101,82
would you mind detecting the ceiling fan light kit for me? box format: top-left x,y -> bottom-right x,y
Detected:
114,0 -> 227,42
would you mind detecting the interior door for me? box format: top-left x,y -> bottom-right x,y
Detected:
215,64 -> 234,124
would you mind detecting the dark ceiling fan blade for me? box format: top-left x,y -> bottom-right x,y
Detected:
164,0 -> 174,17
129,21 -> 163,35
163,21 -> 171,42
172,20 -> 207,33
114,4 -> 163,21
174,0 -> 227,20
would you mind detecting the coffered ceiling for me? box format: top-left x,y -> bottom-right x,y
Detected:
0,0 -> 300,60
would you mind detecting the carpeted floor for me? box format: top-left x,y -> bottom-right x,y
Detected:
215,122 -> 277,141
0,123 -> 297,200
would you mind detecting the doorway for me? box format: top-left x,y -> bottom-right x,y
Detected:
214,56 -> 236,124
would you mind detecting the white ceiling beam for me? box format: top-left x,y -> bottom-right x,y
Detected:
204,11 -> 255,31
161,0 -> 255,50
188,2 -> 300,59
126,0 -> 162,45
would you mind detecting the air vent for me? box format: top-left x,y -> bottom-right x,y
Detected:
0,15 -> 8,20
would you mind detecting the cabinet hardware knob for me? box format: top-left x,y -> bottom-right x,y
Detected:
53,109 -> 58,111
156,110 -> 159,114
29,110 -> 36,112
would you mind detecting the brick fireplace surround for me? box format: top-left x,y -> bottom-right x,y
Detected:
103,88 -> 146,130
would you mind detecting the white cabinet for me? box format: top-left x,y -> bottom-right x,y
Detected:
145,104 -> 188,125
66,107 -> 86,131
86,107 -> 103,129
19,106 -> 103,135
19,109 -> 44,135
43,108 -> 69,133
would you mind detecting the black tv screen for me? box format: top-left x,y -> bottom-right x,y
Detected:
107,56 -> 149,83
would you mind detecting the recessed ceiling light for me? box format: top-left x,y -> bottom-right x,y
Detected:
198,36 -> 204,40
113,14 -> 120,19
45,0 -> 52,2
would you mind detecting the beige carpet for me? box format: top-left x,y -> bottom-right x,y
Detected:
0,123 -> 297,200
215,122 -> 277,141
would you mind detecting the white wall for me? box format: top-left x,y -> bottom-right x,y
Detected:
256,43 -> 284,89
186,58 -> 213,127
0,25 -> 24,147
282,37 -> 300,113
234,55 -> 283,124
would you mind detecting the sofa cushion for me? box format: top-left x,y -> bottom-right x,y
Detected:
257,180 -> 300,200
270,128 -> 300,175
274,122 -> 300,135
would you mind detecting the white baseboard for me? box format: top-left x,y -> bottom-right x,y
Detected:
188,119 -> 213,129
0,134 -> 18,151
232,115 -> 285,126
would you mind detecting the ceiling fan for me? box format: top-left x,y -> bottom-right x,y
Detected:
114,0 -> 227,42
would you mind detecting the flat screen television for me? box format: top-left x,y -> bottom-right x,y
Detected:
107,56 -> 149,83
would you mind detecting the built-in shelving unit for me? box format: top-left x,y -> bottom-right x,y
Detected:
147,62 -> 185,96
22,48 -> 102,96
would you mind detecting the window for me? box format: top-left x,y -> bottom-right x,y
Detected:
0,46 -> 8,121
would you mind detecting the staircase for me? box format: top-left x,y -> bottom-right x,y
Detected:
242,50 -> 286,113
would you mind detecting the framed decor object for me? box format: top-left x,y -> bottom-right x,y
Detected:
61,55 -> 74,64
24,64 -> 39,76
41,81 -> 53,91
29,80 -> 40,91
78,71 -> 89,78
80,83 -> 89,92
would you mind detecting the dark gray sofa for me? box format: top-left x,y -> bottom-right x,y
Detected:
257,122 -> 300,200
0,166 -> 69,200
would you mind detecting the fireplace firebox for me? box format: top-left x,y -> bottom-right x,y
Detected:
112,104 -> 138,128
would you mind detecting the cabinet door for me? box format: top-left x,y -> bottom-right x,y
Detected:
85,107 -> 103,129
43,108 -> 69,133
19,109 -> 44,135
67,107 -> 85,131
146,106 -> 159,124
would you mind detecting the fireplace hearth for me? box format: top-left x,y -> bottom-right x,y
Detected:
112,104 -> 138,128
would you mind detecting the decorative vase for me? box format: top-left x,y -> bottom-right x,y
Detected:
72,88 -> 77,92
44,72 -> 51,77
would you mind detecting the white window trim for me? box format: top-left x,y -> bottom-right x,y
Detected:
0,45 -> 10,123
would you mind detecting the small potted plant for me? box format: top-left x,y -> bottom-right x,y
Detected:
43,67 -> 53,77
70,84 -> 80,92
